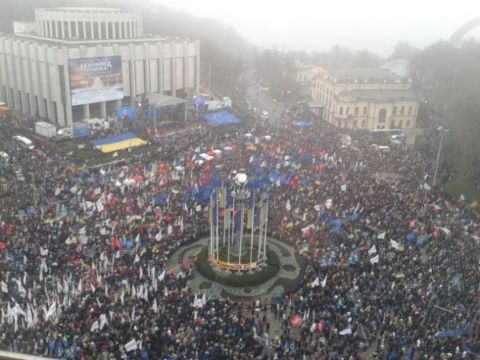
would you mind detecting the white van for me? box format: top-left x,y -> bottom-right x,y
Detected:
12,135 -> 35,150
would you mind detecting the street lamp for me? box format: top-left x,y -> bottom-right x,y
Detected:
432,126 -> 449,186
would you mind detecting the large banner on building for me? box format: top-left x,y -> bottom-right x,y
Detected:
68,56 -> 123,106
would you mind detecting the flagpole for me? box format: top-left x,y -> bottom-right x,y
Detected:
215,189 -> 219,261
222,185 -> 226,247
209,192 -> 213,258
239,202 -> 244,265
257,193 -> 264,262
263,192 -> 269,260
250,190 -> 255,265
228,195 -> 235,264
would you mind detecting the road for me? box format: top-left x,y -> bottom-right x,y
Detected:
245,84 -> 287,123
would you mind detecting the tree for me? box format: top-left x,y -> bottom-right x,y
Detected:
411,41 -> 480,188
390,41 -> 420,61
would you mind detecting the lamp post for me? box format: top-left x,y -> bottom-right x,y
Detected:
432,126 -> 449,186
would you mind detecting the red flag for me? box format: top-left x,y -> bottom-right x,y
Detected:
317,319 -> 325,332
290,314 -> 302,327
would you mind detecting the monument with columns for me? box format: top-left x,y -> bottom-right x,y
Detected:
208,172 -> 270,272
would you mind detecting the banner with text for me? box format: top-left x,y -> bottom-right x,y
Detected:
69,56 -> 123,106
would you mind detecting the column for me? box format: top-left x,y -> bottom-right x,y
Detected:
29,93 -> 37,117
171,43 -> 176,97
56,101 -> 66,127
75,20 -> 79,39
46,100 -> 55,122
112,20 -> 116,39
100,101 -> 107,120
54,19 -> 58,38
82,20 -> 86,39
37,97 -> 47,118
13,90 -> 21,111
48,20 -> 53,38
90,21 -> 94,40
68,21 -> 72,39
195,40 -> 200,94
98,20 -> 102,39
21,92 -> 29,113
60,19 -> 65,39
83,104 -> 90,119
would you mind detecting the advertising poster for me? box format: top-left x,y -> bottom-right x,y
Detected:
69,56 -> 123,106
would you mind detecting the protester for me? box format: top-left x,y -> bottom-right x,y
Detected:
0,111 -> 479,359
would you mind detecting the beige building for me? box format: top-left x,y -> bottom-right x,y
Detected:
291,60 -> 326,96
310,67 -> 418,130
0,7 -> 200,127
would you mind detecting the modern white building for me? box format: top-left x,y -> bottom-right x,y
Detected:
0,7 -> 200,127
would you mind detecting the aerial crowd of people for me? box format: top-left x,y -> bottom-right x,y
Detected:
0,109 -> 479,360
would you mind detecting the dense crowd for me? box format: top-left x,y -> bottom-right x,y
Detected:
0,112 -> 479,360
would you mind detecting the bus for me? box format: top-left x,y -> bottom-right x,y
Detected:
12,135 -> 35,150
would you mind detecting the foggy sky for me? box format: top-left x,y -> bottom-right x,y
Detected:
153,0 -> 480,55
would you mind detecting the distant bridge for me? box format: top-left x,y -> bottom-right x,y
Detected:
450,17 -> 480,46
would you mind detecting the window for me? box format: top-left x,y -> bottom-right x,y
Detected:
339,107 -> 343,115
408,106 -> 413,115
406,120 -> 411,127
354,106 -> 359,115
362,120 -> 366,128
353,120 -> 357,128
393,106 -> 397,114
400,106 -> 405,115
346,107 -> 349,115
378,108 -> 387,123
363,106 -> 367,115
398,119 -> 403,128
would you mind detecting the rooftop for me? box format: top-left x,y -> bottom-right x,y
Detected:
339,89 -> 417,102
39,7 -> 124,13
329,67 -> 402,82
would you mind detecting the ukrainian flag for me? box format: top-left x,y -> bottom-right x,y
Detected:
91,133 -> 147,153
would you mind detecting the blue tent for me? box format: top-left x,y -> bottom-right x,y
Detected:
203,111 -> 241,126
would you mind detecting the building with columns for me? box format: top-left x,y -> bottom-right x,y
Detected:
310,67 -> 418,130
0,7 -> 200,127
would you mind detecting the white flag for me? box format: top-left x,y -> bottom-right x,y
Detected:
339,327 -> 352,335
368,245 -> 377,255
1,281 -> 7,294
158,270 -> 166,282
321,274 -> 327,288
377,232 -> 386,240
370,255 -> 380,265
90,320 -> 99,332
134,254 -> 140,264
99,314 -> 108,330
390,239 -> 404,251
340,184 -> 347,192
152,298 -> 158,314
124,339 -> 137,352
310,277 -> 320,288
44,302 -> 56,321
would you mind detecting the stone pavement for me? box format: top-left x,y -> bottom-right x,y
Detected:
167,236 -> 303,300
